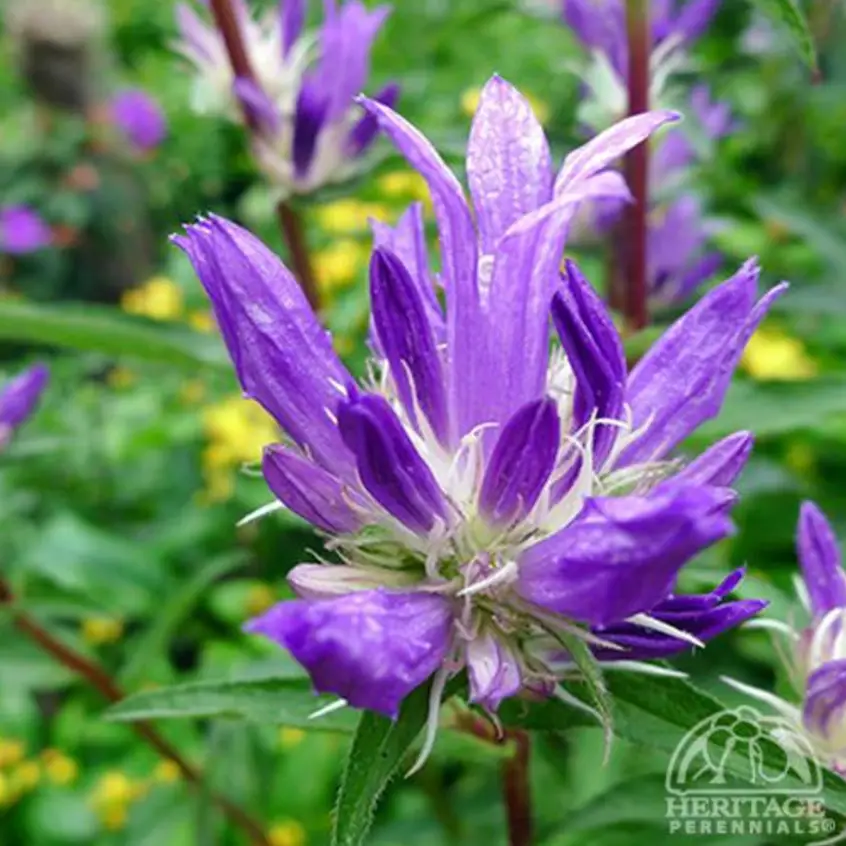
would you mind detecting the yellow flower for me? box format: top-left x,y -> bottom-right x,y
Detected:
91,772 -> 137,806
741,328 -> 817,381
313,239 -> 367,295
9,761 -> 40,793
460,86 -> 550,125
0,739 -> 25,768
377,170 -> 428,201
246,583 -> 277,617
81,616 -> 124,646
107,366 -> 136,390
153,760 -> 181,784
315,200 -> 391,234
41,750 -> 78,786
269,819 -> 307,846
121,276 -> 184,321
188,309 -> 216,333
278,728 -> 305,750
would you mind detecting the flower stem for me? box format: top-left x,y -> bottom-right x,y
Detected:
502,729 -> 533,846
0,579 -> 271,846
622,0 -> 651,332
276,201 -> 320,310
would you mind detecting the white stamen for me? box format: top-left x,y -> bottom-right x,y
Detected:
406,666 -> 451,777
308,698 -> 349,720
599,660 -> 689,679
458,560 -> 518,597
626,613 -> 706,650
237,499 -> 285,527
744,618 -> 800,639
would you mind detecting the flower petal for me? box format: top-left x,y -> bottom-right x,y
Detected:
466,75 -> 553,253
467,631 -> 523,711
173,215 -> 354,477
517,484 -> 734,627
292,79 -> 329,177
618,259 -> 788,466
263,445 -> 362,534
0,364 -> 49,435
338,392 -> 447,533
478,398 -> 559,527
802,659 -> 846,742
369,248 -> 449,445
674,431 -> 754,488
287,563 -> 410,599
246,589 -> 453,718
280,0 -> 305,55
347,82 -> 400,156
798,501 -> 846,619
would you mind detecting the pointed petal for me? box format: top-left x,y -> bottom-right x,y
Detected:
246,589 -> 453,718
552,260 -> 625,467
466,75 -> 553,253
517,484 -> 734,627
674,431 -> 754,488
356,95 -> 479,442
0,364 -> 49,435
467,632 -> 523,711
618,260 -> 788,466
798,502 -> 846,618
370,248 -> 449,445
479,398 -> 560,527
673,0 -> 721,44
280,0 -> 305,55
338,393 -> 447,533
233,77 -> 280,133
173,216 -> 354,477
293,79 -> 329,177
347,82 -> 400,156
263,445 -> 362,534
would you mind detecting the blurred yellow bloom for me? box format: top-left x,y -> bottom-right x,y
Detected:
377,170 -> 429,201
315,200 -> 391,234
107,366 -> 136,390
460,86 -> 550,125
269,819 -> 307,846
9,761 -> 40,793
91,772 -> 138,805
313,239 -> 367,296
121,276 -> 184,321
153,760 -> 181,784
0,739 -> 25,768
101,804 -> 129,831
41,749 -> 78,786
188,309 -> 216,333
246,583 -> 277,617
741,328 -> 817,381
0,772 -> 9,806
81,616 -> 124,646
278,727 -> 305,749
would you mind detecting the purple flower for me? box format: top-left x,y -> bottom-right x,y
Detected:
725,503 -> 846,773
110,89 -> 167,152
175,0 -> 396,196
0,206 -> 51,255
0,365 -> 49,448
178,76 -> 777,744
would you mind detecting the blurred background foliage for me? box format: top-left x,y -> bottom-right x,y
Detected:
2,0 -> 846,844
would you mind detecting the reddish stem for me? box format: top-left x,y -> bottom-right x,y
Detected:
622,0 -> 651,332
276,201 -> 320,310
0,580 -> 270,846
502,729 -> 533,846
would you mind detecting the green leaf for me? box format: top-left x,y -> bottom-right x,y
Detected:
106,677 -> 358,733
748,0 -> 817,70
332,680 -> 444,846
0,300 -> 230,372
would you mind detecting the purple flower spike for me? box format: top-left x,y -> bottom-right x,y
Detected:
798,502 -> 846,619
293,82 -> 329,178
263,445 -> 362,535
0,364 -> 49,445
370,248 -> 449,446
347,82 -> 400,157
467,632 -> 523,711
802,659 -> 846,745
280,0 -> 305,56
517,484 -> 734,627
0,206 -> 51,255
674,431 -> 754,487
173,215 -> 355,478
619,260 -> 788,466
245,589 -> 453,718
110,89 -> 167,152
338,393 -> 447,534
479,398 -> 560,527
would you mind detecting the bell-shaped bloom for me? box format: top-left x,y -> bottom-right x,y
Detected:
109,89 -> 167,152
0,364 -> 49,449
725,502 -> 846,773
178,76 -> 776,741
174,0 -> 395,196
0,206 -> 51,255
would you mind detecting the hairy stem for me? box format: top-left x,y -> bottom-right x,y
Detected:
502,729 -> 533,846
622,0 -> 651,332
277,201 -> 319,309
0,580 -> 270,846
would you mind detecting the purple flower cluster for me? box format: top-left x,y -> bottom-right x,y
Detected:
0,365 -> 49,449
109,89 -> 168,152
175,0 -> 395,195
0,205 -> 51,255
563,0 -> 732,305
727,504 -> 846,773
178,77 -> 779,749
